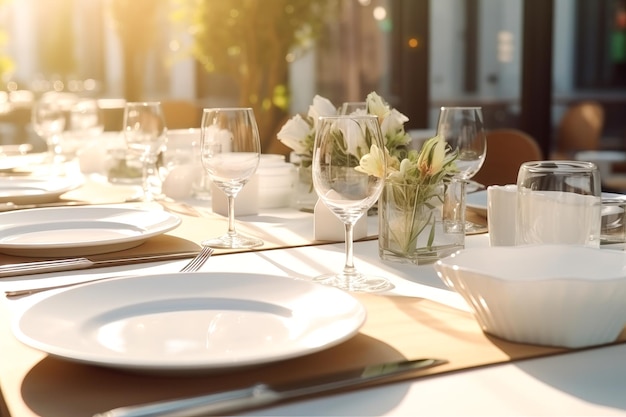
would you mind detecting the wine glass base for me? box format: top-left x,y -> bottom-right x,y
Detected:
313,273 -> 393,293
202,233 -> 263,249
465,220 -> 488,235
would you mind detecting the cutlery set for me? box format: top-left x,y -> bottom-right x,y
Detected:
0,251 -> 202,279
2,248 -> 213,298
93,358 -> 447,417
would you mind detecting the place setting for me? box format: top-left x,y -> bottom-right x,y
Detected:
3,107 -> 370,378
0,138 -> 83,204
0,157 -> 184,262
0,102 -> 194,268
11,271 -> 368,375
0,164 -> 204,276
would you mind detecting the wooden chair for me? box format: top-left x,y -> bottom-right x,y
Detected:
551,101 -> 604,159
161,100 -> 201,129
473,128 -> 543,187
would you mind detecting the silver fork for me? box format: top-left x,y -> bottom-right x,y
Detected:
179,246 -> 214,272
5,246 -> 215,299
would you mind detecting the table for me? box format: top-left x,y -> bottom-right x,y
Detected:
1,174 -> 626,416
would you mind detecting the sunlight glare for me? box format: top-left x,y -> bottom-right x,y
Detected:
373,6 -> 386,21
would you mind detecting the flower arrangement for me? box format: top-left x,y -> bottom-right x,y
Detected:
357,130 -> 461,263
277,91 -> 412,163
279,91 -> 462,260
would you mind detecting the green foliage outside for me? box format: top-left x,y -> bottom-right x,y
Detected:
172,0 -> 338,153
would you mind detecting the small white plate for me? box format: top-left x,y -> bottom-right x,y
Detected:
0,206 -> 181,257
12,273 -> 366,374
465,180 -> 485,194
575,150 -> 626,163
0,176 -> 84,204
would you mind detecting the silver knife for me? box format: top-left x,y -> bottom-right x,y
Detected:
93,358 -> 447,417
0,251 -> 199,278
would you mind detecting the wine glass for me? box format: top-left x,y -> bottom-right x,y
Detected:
312,115 -> 392,292
70,98 -> 104,136
122,102 -> 167,202
62,98 -> 105,160
436,106 -> 487,232
31,98 -> 66,163
199,107 -> 263,249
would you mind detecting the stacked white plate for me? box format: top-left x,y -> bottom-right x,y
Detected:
257,154 -> 296,209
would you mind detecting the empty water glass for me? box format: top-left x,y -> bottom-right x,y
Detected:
516,161 -> 602,247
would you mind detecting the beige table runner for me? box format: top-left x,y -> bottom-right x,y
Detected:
1,291 -> 623,417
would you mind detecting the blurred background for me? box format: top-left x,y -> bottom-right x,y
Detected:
0,0 -> 624,156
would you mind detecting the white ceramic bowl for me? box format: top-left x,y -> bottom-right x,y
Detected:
434,245 -> 626,348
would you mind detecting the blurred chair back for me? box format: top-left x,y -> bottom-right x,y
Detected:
161,100 -> 201,129
552,101 -> 604,159
473,128 -> 543,187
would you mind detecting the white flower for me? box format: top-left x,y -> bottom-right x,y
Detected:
344,120 -> 370,157
380,108 -> 409,138
277,91 -> 411,161
307,95 -> 337,129
277,113 -> 311,155
356,144 -> 387,178
387,157 -> 410,182
366,91 -> 391,122
417,134 -> 447,177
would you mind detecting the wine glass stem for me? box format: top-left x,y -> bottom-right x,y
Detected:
46,134 -> 61,162
342,222 -> 357,277
227,195 -> 237,237
142,155 -> 160,201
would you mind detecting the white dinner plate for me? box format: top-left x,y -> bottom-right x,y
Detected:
0,206 -> 181,257
466,189 -> 626,218
12,272 -> 367,374
0,176 -> 84,204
